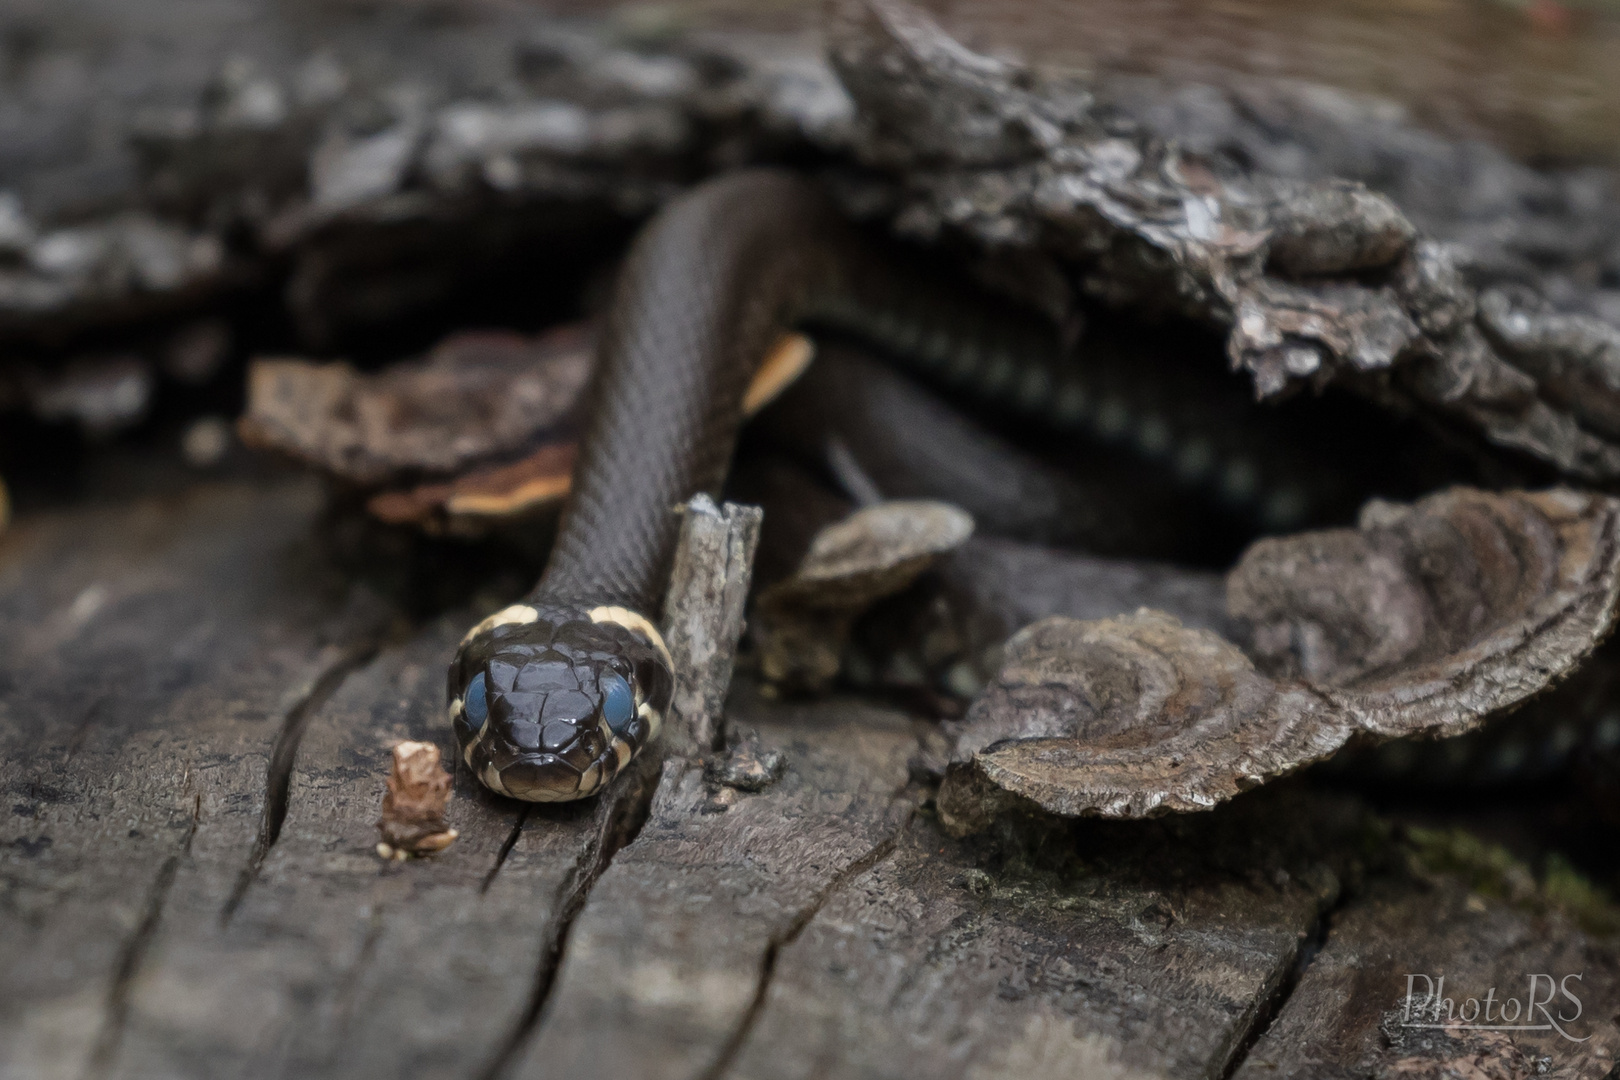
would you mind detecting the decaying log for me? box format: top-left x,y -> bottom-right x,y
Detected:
3,470 -> 1617,1080
0,0 -> 850,341
8,0 -> 1620,518
824,0 -> 1620,485
508,692 -> 922,1080
0,479 -> 397,1077
724,786 -> 1365,1079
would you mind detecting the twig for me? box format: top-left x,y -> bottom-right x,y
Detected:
660,494 -> 764,755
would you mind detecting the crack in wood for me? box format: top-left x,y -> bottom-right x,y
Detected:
1217,878 -> 1348,1080
82,793 -> 201,1080
482,806 -> 533,894
324,903 -> 388,1051
221,637 -> 382,925
477,757 -> 661,1080
697,810 -> 915,1080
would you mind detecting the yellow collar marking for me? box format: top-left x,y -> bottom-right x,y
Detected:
588,605 -> 673,670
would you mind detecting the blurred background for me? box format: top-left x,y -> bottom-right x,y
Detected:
3,0 -> 1620,526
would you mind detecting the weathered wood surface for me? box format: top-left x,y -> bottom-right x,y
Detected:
721,793 -> 1356,1079
1235,872 -> 1620,1079
0,479 -> 383,1080
4,477 -> 1619,1079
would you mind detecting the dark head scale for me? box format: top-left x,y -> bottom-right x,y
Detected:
449,603 -> 674,801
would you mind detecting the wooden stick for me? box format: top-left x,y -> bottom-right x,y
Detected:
660,494 -> 764,755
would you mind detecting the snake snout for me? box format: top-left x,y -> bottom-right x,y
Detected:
449,605 -> 673,802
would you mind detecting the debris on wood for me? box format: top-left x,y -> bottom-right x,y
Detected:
753,498 -> 974,693
939,487 -> 1620,830
660,494 -> 764,755
375,740 -> 459,860
238,324 -> 592,487
704,735 -> 787,793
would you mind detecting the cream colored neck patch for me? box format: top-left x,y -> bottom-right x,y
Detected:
637,700 -> 663,741
588,605 -> 673,670
459,603 -> 539,648
742,332 -> 815,416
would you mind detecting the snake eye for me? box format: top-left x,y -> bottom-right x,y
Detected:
464,671 -> 489,727
600,671 -> 634,734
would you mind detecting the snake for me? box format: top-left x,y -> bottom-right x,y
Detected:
449,169 -> 855,801
446,168 -> 1372,802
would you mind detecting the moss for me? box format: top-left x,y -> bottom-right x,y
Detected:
1542,853 -> 1620,937
1404,826 -> 1620,937
1404,825 -> 1537,905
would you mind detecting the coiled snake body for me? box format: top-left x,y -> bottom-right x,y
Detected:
448,168 -> 1337,801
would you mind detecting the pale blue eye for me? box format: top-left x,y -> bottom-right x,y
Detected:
601,672 -> 634,734
464,671 -> 489,726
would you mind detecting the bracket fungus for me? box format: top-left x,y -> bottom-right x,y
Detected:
939,488 -> 1620,832
753,499 -> 974,693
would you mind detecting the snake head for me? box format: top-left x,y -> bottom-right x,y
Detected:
449,603 -> 673,801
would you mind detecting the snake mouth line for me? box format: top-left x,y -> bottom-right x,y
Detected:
454,693 -> 652,801
456,699 -> 639,801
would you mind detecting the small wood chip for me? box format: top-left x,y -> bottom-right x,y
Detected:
376,740 -> 459,860
704,737 -> 787,792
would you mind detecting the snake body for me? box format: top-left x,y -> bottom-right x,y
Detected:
451,171 -> 862,800
448,168 -> 1389,801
